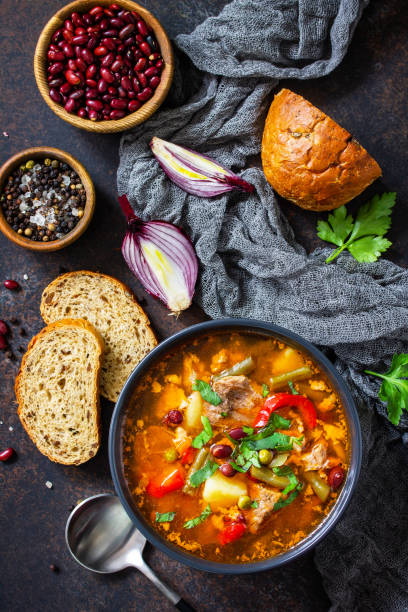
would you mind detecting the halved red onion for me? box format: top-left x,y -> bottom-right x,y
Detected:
150,137 -> 254,197
119,195 -> 198,314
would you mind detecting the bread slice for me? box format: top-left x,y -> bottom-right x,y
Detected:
16,319 -> 104,465
40,271 -> 157,402
262,88 -> 382,211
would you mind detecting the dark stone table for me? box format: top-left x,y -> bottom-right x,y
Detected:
0,1 -> 407,611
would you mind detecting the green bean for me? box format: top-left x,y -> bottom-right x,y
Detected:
269,366 -> 312,389
183,448 -> 209,495
250,466 -> 290,489
214,356 -> 255,381
304,470 -> 330,502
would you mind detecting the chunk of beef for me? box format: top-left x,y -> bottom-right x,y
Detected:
302,440 -> 328,470
247,483 -> 281,534
204,375 -> 260,425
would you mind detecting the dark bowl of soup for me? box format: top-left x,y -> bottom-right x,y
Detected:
109,319 -> 362,573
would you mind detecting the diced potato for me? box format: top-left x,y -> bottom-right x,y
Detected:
203,471 -> 248,508
185,391 -> 203,431
272,347 -> 305,375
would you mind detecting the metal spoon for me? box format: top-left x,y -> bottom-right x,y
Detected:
66,494 -> 195,612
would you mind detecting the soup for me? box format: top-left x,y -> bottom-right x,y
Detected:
123,332 -> 349,563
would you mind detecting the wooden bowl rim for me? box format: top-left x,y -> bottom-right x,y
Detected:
0,146 -> 95,252
33,0 -> 174,133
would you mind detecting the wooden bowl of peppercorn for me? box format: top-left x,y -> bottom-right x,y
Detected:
33,0 -> 174,133
0,147 -> 95,252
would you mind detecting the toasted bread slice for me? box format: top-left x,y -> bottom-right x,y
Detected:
16,319 -> 104,465
40,271 -> 157,402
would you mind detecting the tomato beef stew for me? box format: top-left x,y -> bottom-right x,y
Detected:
123,333 -> 349,563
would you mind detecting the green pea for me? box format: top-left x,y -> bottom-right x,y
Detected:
258,449 -> 273,465
164,447 -> 178,463
237,495 -> 252,510
25,160 -> 35,169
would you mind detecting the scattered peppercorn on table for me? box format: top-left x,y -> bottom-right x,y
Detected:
0,1 -> 408,611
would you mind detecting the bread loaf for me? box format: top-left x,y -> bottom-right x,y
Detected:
261,89 -> 382,211
16,319 -> 104,465
40,271 -> 157,402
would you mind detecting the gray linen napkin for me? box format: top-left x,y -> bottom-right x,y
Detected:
118,1 -> 408,610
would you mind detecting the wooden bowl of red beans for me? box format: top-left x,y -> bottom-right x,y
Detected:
34,1 -> 174,133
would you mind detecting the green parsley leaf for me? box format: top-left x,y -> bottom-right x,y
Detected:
189,460 -> 218,487
273,484 -> 302,512
229,460 -> 250,473
250,500 -> 259,508
183,504 -> 212,529
288,381 -> 299,395
265,413 -> 291,430
220,411 -> 228,418
192,416 -> 213,449
192,379 -> 222,405
249,432 -> 293,451
155,511 -> 176,523
240,442 -> 261,468
273,466 -> 299,496
317,193 -> 396,264
365,353 -> 408,425
262,383 -> 269,397
242,425 -> 254,435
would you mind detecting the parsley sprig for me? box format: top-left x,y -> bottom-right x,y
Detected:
317,192 -> 396,264
183,504 -> 212,529
365,353 -> 408,425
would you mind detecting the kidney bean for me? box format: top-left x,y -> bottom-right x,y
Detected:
211,444 -> 233,459
99,17 -> 109,29
64,19 -> 74,32
102,38 -> 116,51
109,3 -> 121,10
122,12 -> 135,24
97,78 -> 108,93
71,12 -> 84,28
328,466 -> 345,490
62,43 -> 74,57
89,6 -> 103,16
82,13 -> 92,26
149,52 -> 161,61
119,23 -> 135,39
102,94 -> 112,103
228,427 -> 248,441
85,79 -> 97,88
74,45 -> 82,57
155,59 -> 164,70
101,52 -> 115,67
0,448 -> 14,461
63,29 -> 74,43
146,35 -> 157,51
135,34 -> 144,44
137,87 -> 153,102
131,77 -> 140,92
94,45 -> 108,57
110,17 -> 124,28
60,81 -> 72,95
220,463 -> 236,478
104,8 -> 115,17
48,62 -> 64,75
72,35 -> 88,45
127,90 -> 136,99
64,98 -> 77,113
103,29 -> 118,37
123,37 -> 134,48
75,27 -> 86,36
149,76 -> 160,89
68,58 -> 77,71
110,98 -> 127,109
87,36 -> 98,50
48,50 -> 65,61
81,48 -> 93,64
69,89 -> 84,100
134,57 -> 146,71
86,63 -> 97,78
86,87 -> 99,98
65,69 -> 81,85
87,98 -> 103,111
135,71 -> 146,88
144,66 -> 158,78
52,27 -> 63,43
111,59 -> 123,72
139,41 -> 151,56
108,85 -> 117,95
117,43 -> 125,52
128,99 -> 141,112
163,410 -> 183,425
49,77 -> 64,87
136,20 -> 149,37
133,49 -> 142,60
77,107 -> 87,118
116,86 -> 126,98
121,75 -> 132,91
108,109 -> 124,120
100,67 -> 115,82
75,57 -> 87,72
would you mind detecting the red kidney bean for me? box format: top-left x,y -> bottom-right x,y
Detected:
136,71 -> 147,88
116,86 -> 126,98
0,320 -> 7,335
102,29 -> 118,37
121,75 -> 132,91
74,45 -> 82,57
49,88 -> 62,104
123,37 -> 134,48
149,76 -> 160,89
52,27 -> 63,43
48,62 -> 64,75
163,410 -> 183,425
68,58 -> 77,71
128,99 -> 141,112
155,59 -> 164,70
110,17 -> 124,28
63,29 -> 74,43
211,444 -> 233,459
87,36 -> 98,49
75,27 -> 86,36
109,109 -> 125,119
100,67 -> 115,82
48,50 -> 65,61
4,279 -> 19,290
75,58 -> 87,72
64,19 -> 74,32
71,12 -> 84,28
117,43 -> 125,52
220,463 -> 236,478
82,13 -> 92,26
0,448 -> 14,461
133,49 -> 142,60
102,94 -> 112,103
81,48 -> 93,64
108,85 -> 117,95
149,52 -> 160,61
72,35 -> 88,45
135,34 -> 144,44
86,63 -> 97,78
101,52 -> 115,67
139,41 -> 151,56
127,90 -> 136,99
60,81 -> 72,95
119,23 -> 135,39
134,57 -> 146,71
49,77 -> 64,87
94,45 -> 108,56
77,107 -> 87,118
131,77 -> 140,92
328,466 -> 345,490
110,3 -> 121,10
65,98 -> 77,112
110,98 -> 127,109
86,88 -> 99,98
87,98 -> 103,111
136,20 -> 149,37
102,38 -> 116,51
104,8 -> 115,17
99,17 -> 109,29
86,78 -> 97,87
144,66 -> 158,78
65,69 -> 81,85
123,12 -> 135,24
228,427 -> 248,441
111,59 -> 123,72
97,78 -> 108,93
137,87 -> 153,102
69,89 -> 84,100
89,6 -> 103,16
62,43 -> 74,57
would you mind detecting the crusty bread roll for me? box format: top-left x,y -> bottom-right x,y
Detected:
261,89 -> 382,211
40,271 -> 157,402
16,319 -> 104,465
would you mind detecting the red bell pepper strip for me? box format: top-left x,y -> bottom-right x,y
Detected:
218,521 -> 246,546
146,468 -> 185,498
181,446 -> 196,465
253,393 -> 317,429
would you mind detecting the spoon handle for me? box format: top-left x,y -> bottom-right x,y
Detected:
135,557 -> 196,611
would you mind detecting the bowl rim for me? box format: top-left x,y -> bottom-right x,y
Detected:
33,0 -> 174,133
0,146 -> 95,251
109,318 -> 362,574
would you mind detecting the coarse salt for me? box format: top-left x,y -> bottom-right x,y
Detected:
8,426 -> 13,431
45,481 -> 53,489
23,274 -> 29,280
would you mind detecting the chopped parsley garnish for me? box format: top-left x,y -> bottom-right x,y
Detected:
183,504 -> 212,529
155,511 -> 176,523
192,415 -> 213,449
273,485 -> 302,512
249,432 -> 295,451
317,192 -> 396,264
220,411 -> 229,418
288,381 -> 299,395
242,425 -> 254,435
189,460 -> 218,487
265,413 -> 291,430
365,353 -> 408,425
262,383 -> 269,397
273,466 -> 299,495
250,500 -> 259,508
192,379 -> 222,405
